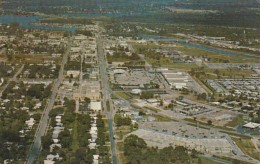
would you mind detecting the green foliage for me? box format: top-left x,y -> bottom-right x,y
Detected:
42,133 -> 52,150
77,114 -> 91,147
96,114 -> 106,146
140,91 -> 154,99
23,64 -> 60,79
73,148 -> 93,164
59,129 -> 72,148
40,18 -> 94,25
197,93 -> 207,100
0,64 -> 12,77
124,135 -> 191,164
114,114 -> 131,127
75,30 -> 93,37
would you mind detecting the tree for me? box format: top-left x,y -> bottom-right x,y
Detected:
41,133 -> 52,150
198,93 -> 207,100
84,97 -> 91,104
198,158 -> 202,164
191,149 -> 198,158
160,99 -> 163,106
114,114 -> 131,127
207,120 -> 212,125
59,129 -> 72,148
124,135 -> 147,149
140,91 -> 154,99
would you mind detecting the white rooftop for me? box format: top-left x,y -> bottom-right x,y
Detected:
90,101 -> 102,111
243,122 -> 260,129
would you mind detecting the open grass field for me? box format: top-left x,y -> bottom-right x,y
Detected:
233,138 -> 260,161
225,115 -> 244,128
71,116 -> 79,151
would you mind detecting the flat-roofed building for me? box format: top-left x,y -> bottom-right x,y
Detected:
73,80 -> 101,100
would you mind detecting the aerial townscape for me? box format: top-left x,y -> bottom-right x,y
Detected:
0,0 -> 259,164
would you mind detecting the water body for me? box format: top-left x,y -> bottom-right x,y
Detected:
141,35 -> 260,60
0,15 -> 76,32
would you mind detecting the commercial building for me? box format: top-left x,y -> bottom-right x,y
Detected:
129,122 -> 236,155
90,101 -> 102,112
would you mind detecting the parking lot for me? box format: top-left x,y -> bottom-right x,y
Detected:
113,70 -> 154,86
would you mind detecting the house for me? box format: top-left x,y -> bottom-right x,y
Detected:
34,102 -> 42,109
131,89 -> 142,95
93,155 -> 99,164
52,127 -> 64,139
67,70 -> 80,78
25,118 -> 35,129
90,127 -> 98,135
0,78 -> 4,86
243,122 -> 260,129
44,160 -> 54,164
113,69 -> 125,74
46,154 -> 62,161
147,116 -> 156,122
89,143 -> 96,149
55,116 -> 62,123
50,144 -> 62,152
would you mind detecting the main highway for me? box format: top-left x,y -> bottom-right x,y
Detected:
97,33 -> 118,164
27,36 -> 72,164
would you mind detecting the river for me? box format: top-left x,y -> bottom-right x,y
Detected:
140,35 -> 260,60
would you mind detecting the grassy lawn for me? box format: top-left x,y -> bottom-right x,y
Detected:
116,141 -> 128,164
106,100 -> 110,112
118,153 -> 128,164
204,68 -> 254,79
115,91 -> 131,99
174,45 -> 257,63
117,142 -> 124,151
233,138 -> 260,161
184,118 -> 237,131
71,116 -> 79,151
225,115 -> 244,128
153,114 -> 172,122
144,106 -> 161,112
116,125 -> 131,131
192,157 -> 222,164
192,75 -> 213,94
145,57 -> 198,70
115,130 -> 131,140
184,118 -> 209,126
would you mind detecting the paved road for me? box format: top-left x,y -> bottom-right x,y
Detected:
0,64 -> 24,98
27,37 -> 72,164
97,33 -> 118,164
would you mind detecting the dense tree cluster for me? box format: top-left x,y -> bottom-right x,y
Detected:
107,46 -> 140,62
65,59 -> 91,72
114,114 -> 131,127
251,110 -> 260,123
96,114 -> 111,163
23,64 -> 60,79
140,91 -> 154,99
2,81 -> 52,102
40,18 -> 94,25
0,107 -> 34,162
124,135 -> 192,164
75,30 -> 93,37
41,100 -> 94,163
0,64 -> 12,77
77,114 -> 91,147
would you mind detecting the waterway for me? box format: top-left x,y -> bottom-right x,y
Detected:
140,35 -> 260,60
0,15 -> 76,32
